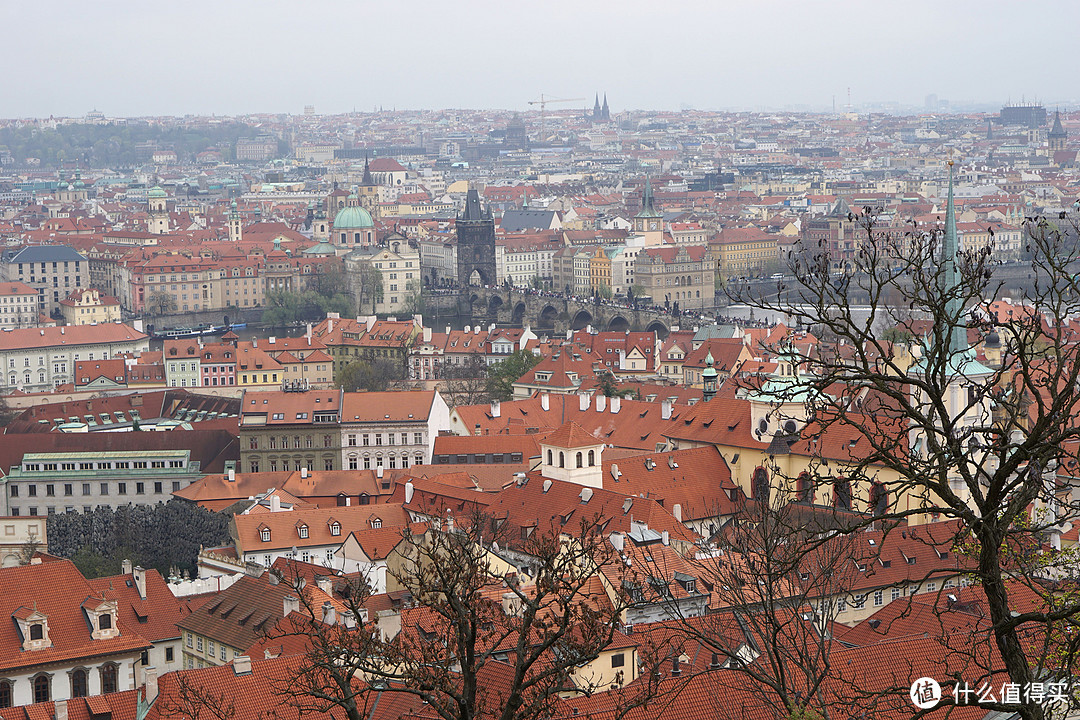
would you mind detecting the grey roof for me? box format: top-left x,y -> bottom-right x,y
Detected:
498,209 -> 558,232
692,324 -> 740,342
5,245 -> 87,264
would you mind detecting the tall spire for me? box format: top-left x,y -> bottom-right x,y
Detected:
601,93 -> 609,121
593,93 -> 601,117
943,161 -> 967,354
361,152 -> 374,186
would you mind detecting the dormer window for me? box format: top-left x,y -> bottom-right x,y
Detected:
330,522 -> 341,536
30,623 -> 43,640
298,524 -> 309,539
260,527 -> 271,542
99,614 -> 112,630
370,517 -> 382,529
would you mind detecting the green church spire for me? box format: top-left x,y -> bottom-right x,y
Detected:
943,161 -> 967,354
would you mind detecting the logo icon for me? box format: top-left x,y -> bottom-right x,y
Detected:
911,677 -> 942,709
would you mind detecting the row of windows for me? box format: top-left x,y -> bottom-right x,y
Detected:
10,480 -> 181,506
247,458 -> 336,473
184,631 -> 236,663
250,435 -> 334,449
346,432 -> 424,447
346,454 -> 423,470
0,663 -> 117,707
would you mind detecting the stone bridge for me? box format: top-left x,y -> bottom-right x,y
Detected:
426,289 -> 682,338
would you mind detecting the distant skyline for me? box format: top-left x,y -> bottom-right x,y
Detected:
3,0 -> 1075,118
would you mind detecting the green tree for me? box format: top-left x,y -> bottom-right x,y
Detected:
337,359 -> 405,392
485,349 -> 540,401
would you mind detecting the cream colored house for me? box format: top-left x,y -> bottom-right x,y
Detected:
59,287 -> 121,326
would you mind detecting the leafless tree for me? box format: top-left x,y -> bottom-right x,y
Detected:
265,513 -> 673,720
726,189 -> 1080,719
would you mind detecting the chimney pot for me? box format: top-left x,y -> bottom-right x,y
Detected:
283,595 -> 300,617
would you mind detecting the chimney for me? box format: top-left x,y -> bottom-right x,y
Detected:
327,317 -> 333,334
595,395 -> 606,412
671,654 -> 681,677
283,595 -> 300,617
404,481 -> 415,504
423,326 -> 432,343
542,479 -> 552,493
661,530 -> 670,546
579,487 -> 593,503
491,399 -> 501,418
300,466 -> 308,479
270,495 -> 281,512
474,326 -> 480,335
609,532 -> 625,552
321,601 -> 337,625
661,399 -> 673,420
488,323 -> 495,333
445,325 -> 451,335
673,503 -> 682,522
464,325 -> 471,334
269,336 -> 276,344
366,316 -> 376,332
233,656 -> 252,675
316,576 -> 333,595
55,700 -> 68,720
540,392 -> 550,411
306,323 -> 312,343
122,559 -> 133,575
376,465 -> 384,479
709,653 -> 721,670
610,397 -> 621,414
144,666 -> 159,704
579,394 -> 590,412
133,566 -> 147,600
622,497 -> 633,514
228,468 -> 235,482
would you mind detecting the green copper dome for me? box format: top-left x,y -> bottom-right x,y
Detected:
148,185 -> 167,199
332,200 -> 374,230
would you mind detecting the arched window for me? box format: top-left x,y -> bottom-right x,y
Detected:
99,613 -> 112,630
101,663 -> 117,694
752,467 -> 770,504
834,477 -> 852,511
870,482 -> 888,516
559,452 -> 565,468
588,449 -> 595,466
33,674 -> 50,704
0,680 -> 11,708
576,452 -> 583,468
30,623 -> 43,640
71,668 -> 88,697
796,472 -> 812,503
336,493 -> 347,507
547,450 -> 553,465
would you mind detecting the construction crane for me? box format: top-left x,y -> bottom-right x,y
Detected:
528,94 -> 586,142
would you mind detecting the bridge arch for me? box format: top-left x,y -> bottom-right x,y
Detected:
487,294 -> 504,314
571,309 -> 593,331
606,315 -> 630,333
539,305 -> 558,329
645,320 -> 670,340
512,301 -> 526,323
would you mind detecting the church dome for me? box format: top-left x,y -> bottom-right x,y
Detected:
332,201 -> 374,230
148,185 -> 167,199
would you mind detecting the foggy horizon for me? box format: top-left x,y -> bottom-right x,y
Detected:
4,0 -> 1075,119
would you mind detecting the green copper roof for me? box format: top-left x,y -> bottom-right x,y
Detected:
332,203 -> 374,230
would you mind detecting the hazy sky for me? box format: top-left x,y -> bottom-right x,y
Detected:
3,0 -> 1072,118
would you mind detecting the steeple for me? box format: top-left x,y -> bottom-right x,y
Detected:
1049,110 -> 1067,153
702,351 -> 718,401
943,161 -> 967,355
460,187 -> 489,222
986,119 -> 993,141
361,153 -> 375,186
601,93 -> 609,121
638,176 -> 659,217
593,93 -> 601,119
